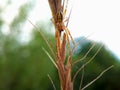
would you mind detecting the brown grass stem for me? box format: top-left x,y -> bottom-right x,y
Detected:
72,42 -> 96,66
48,74 -> 57,90
79,65 -> 85,90
72,44 -> 103,83
81,65 -> 114,90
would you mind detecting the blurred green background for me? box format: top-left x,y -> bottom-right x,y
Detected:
0,1 -> 120,90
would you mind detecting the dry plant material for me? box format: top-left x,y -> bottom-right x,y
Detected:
48,0 -> 74,90
48,0 -> 74,45
48,0 -> 113,90
21,2 -> 113,89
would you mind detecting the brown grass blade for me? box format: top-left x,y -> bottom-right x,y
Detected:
48,0 -> 57,19
72,43 -> 96,66
79,65 -> 84,90
48,74 -> 56,90
27,19 -> 57,59
72,44 -> 103,84
65,56 -> 73,90
81,65 -> 114,90
71,33 -> 94,54
60,33 -> 66,62
43,47 -> 57,68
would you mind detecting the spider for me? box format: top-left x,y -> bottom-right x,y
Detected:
48,0 -> 75,45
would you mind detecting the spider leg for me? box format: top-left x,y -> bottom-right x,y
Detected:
62,0 -> 75,46
63,25 -> 75,56
64,27 -> 71,54
65,27 -> 75,46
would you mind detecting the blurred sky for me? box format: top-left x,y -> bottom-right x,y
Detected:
0,0 -> 120,60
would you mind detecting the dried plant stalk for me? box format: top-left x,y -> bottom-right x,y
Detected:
56,33 -> 73,90
48,0 -> 74,90
48,0 -> 113,90
21,2 -> 114,89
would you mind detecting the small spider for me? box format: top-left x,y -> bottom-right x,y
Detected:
48,0 -> 75,45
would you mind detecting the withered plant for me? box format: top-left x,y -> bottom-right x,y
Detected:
48,0 -> 75,89
47,0 -> 113,90
24,0 -> 113,90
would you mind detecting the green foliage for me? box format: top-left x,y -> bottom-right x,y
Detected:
0,29 -> 57,90
0,1 -> 56,90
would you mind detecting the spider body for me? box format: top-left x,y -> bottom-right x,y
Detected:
56,11 -> 63,23
56,11 -> 64,34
